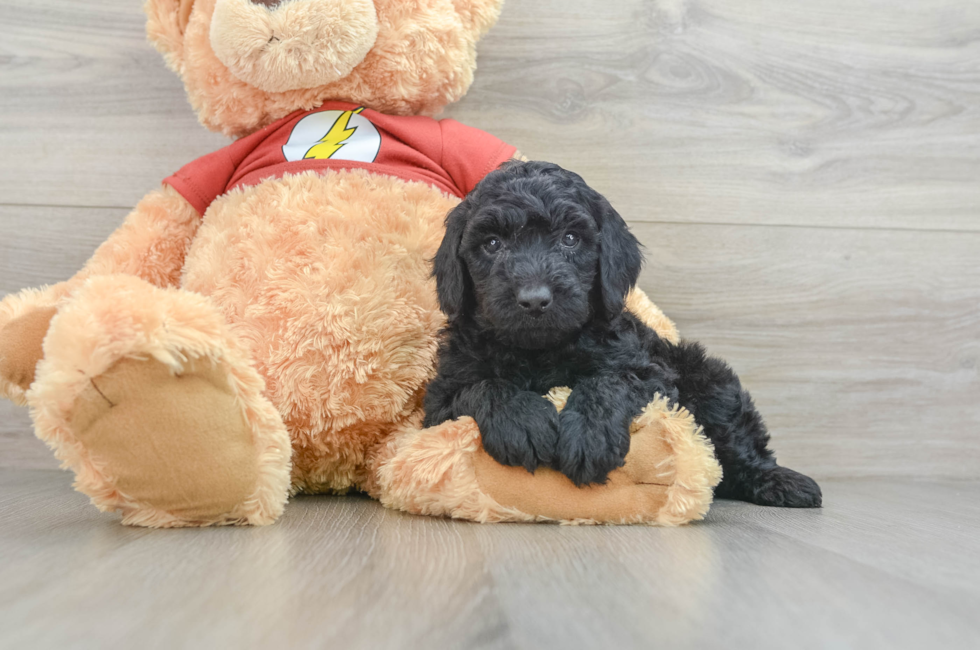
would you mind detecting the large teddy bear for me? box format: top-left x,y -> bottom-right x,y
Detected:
0,0 -> 721,527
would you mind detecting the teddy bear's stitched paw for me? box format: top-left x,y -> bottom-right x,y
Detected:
68,355 -> 267,525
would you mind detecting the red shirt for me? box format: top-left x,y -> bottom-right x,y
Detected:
164,101 -> 517,215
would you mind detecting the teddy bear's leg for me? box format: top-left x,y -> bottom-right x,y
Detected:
27,274 -> 292,527
370,391 -> 722,525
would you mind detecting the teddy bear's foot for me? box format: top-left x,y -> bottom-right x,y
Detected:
373,391 -> 722,525
69,356 -> 272,525
27,274 -> 292,527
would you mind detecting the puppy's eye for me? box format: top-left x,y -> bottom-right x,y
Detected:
561,232 -> 579,248
484,237 -> 502,254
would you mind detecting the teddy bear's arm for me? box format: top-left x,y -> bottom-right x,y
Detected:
76,184 -> 201,286
625,287 -> 680,344
0,185 -> 200,401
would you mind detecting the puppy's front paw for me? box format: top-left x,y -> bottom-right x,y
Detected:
556,409 -> 631,486
479,393 -> 559,473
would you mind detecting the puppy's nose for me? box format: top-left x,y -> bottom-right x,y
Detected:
517,285 -> 553,316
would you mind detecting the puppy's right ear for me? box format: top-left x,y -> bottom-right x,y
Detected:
434,200 -> 472,320
590,190 -> 643,319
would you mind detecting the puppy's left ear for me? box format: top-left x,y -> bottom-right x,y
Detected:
590,191 -> 643,318
433,200 -> 473,320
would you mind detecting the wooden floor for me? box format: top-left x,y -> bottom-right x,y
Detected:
1,469 -> 978,650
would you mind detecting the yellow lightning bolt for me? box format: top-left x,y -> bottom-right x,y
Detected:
303,107 -> 365,160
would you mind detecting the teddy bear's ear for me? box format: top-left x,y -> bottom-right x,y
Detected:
451,0 -> 506,36
145,0 -> 196,67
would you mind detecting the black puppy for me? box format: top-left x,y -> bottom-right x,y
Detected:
423,161 -> 821,507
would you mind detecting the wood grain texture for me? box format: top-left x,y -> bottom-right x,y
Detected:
633,222 -> 980,479
1,469 -> 978,650
0,205 -> 128,294
0,0 -> 977,229
0,404 -> 56,470
0,0 -> 230,208
2,0 -> 979,477
447,0 -> 980,231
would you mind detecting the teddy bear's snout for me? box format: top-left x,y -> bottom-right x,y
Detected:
210,0 -> 379,93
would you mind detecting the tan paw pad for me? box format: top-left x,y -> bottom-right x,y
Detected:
70,356 -> 260,521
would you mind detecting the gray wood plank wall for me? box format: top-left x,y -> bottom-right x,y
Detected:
1,0 -> 978,477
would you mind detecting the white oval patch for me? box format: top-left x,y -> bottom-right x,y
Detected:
282,108 -> 381,163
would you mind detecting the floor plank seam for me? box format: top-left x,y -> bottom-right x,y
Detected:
4,203 -> 980,236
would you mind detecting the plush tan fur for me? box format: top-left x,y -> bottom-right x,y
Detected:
0,0 -> 723,527
0,306 -> 57,394
375,414 -> 536,523
81,184 -> 202,283
626,287 -> 679,345
147,0 -> 507,137
0,286 -> 75,405
209,0 -> 379,93
181,170 -> 456,494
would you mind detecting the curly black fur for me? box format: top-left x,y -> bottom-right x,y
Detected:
423,161 -> 821,507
